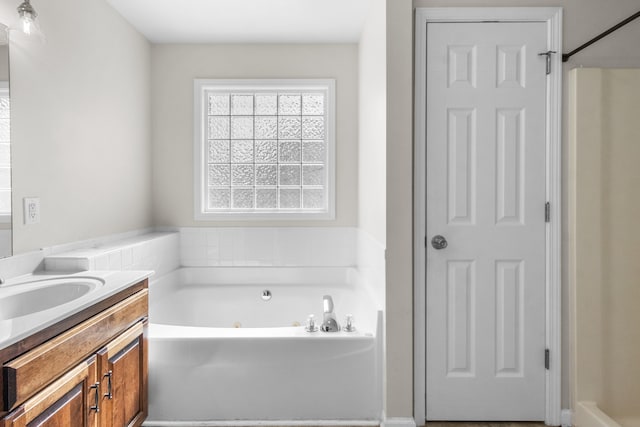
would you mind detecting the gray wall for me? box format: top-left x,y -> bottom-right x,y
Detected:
150,44 -> 358,228
359,0 -> 387,246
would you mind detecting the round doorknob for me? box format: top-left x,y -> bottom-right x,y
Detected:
431,235 -> 448,250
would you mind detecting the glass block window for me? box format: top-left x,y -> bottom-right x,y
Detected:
194,80 -> 335,220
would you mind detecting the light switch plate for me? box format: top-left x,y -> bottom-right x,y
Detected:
23,197 -> 40,225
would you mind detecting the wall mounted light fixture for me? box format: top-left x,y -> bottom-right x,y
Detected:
16,0 -> 38,36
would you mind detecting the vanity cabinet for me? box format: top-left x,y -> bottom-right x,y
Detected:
0,280 -> 148,427
2,356 -> 99,427
97,323 -> 146,427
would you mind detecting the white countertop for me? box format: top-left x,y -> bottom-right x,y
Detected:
0,270 -> 153,351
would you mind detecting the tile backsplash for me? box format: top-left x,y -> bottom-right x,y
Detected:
0,227 -> 384,284
44,232 -> 179,277
357,230 -> 385,309
180,227 -> 358,267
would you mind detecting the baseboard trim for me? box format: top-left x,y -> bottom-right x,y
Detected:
561,409 -> 573,427
381,418 -> 416,427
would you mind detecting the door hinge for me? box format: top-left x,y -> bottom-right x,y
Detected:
545,202 -> 551,223
538,51 -> 557,75
545,349 -> 550,370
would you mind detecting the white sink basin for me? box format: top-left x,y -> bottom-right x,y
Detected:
0,277 -> 105,320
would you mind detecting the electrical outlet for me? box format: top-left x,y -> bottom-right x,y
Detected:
23,197 -> 40,225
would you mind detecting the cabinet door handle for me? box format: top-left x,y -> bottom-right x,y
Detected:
103,371 -> 113,399
89,382 -> 100,413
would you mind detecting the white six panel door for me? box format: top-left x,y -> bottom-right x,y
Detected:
426,22 -> 547,420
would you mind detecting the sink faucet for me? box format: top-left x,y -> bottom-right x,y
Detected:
321,295 -> 340,332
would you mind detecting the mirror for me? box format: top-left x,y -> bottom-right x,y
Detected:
0,28 -> 10,258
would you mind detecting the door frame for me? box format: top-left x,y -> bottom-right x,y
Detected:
413,7 -> 563,426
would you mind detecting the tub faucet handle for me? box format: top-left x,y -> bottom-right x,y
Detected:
306,314 -> 318,332
344,314 -> 356,332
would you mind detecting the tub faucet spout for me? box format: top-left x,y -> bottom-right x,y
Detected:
321,295 -> 340,332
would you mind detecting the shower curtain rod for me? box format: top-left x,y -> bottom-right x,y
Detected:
563,10 -> 640,62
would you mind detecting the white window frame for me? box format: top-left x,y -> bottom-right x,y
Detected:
193,79 -> 336,221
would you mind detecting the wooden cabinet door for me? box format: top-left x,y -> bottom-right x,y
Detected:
2,356 -> 99,427
97,322 -> 147,427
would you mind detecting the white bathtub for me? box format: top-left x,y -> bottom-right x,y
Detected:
144,267 -> 383,425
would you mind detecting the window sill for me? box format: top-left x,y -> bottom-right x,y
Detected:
194,210 -> 335,221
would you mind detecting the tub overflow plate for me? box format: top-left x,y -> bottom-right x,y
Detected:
261,290 -> 272,301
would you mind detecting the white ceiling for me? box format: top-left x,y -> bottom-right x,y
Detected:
105,0 -> 372,44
